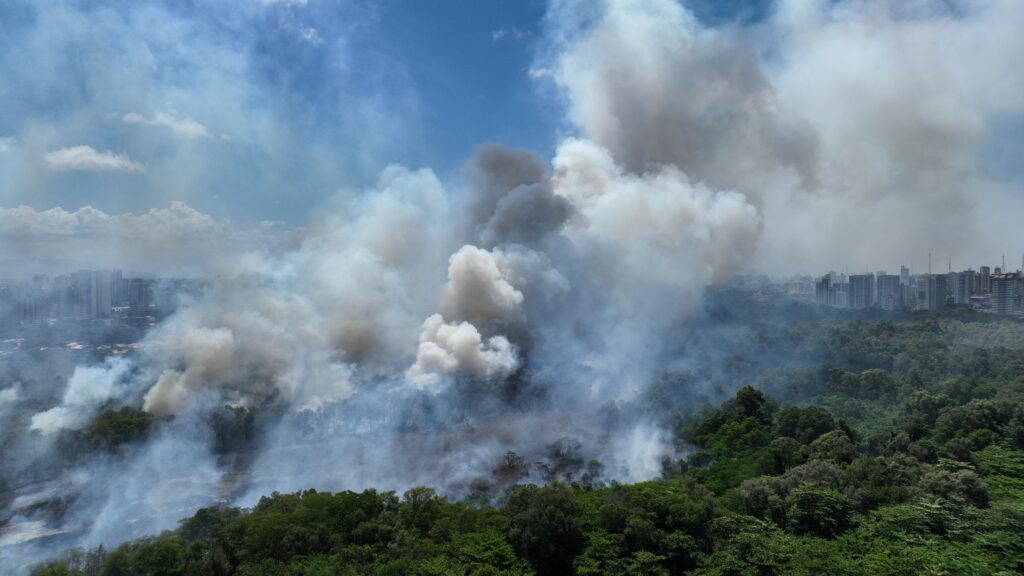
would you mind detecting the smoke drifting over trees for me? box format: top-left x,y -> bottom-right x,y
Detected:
2,0 -> 1023,572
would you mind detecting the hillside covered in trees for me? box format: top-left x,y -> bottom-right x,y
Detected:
31,308 -> 1024,575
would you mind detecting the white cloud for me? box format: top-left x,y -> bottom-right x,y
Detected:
492,28 -> 527,43
263,0 -> 308,6
0,136 -> 14,153
42,145 -> 145,173
297,26 -> 323,45
276,17 -> 325,45
0,202 -> 290,275
527,67 -> 553,80
122,111 -> 212,139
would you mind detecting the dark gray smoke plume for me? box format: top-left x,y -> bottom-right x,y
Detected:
463,143 -> 573,249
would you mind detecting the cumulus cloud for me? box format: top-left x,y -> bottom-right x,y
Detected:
0,0 -> 420,227
122,112 -> 212,139
0,202 -> 287,275
42,146 -> 145,173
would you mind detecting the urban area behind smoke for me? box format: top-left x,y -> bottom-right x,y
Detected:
2,0 -> 1023,572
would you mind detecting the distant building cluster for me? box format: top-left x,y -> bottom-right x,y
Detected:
814,262 -> 1023,316
0,270 -> 201,329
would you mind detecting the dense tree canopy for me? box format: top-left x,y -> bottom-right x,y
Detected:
34,311 -> 1024,575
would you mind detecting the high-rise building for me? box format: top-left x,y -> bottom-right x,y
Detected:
947,271 -> 959,304
926,274 -> 948,311
110,269 -> 124,306
71,270 -> 93,318
848,274 -> 875,309
900,265 -> 910,286
954,270 -> 975,304
66,269 -> 123,318
876,274 -> 901,310
93,270 -> 113,318
128,278 -> 155,315
815,275 -> 831,306
979,266 -> 991,294
991,272 -> 1020,315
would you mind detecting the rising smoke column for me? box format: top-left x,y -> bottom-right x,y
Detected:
541,0 -> 1024,273
134,165 -> 455,415
407,244 -> 571,386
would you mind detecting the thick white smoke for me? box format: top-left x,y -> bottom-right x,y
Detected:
553,138 -> 760,295
30,358 -> 134,435
542,0 -> 1024,273
409,244 -> 571,385
132,165 -> 454,415
407,315 -> 519,387
548,0 -> 817,195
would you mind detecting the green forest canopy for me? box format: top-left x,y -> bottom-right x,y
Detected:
34,312 -> 1024,576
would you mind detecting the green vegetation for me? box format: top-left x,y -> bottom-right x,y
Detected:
58,407 -> 156,455
36,313 -> 1024,575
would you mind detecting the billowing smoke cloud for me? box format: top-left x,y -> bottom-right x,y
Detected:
547,0 -> 817,195
540,0 -> 1024,272
440,245 -> 528,326
407,314 -> 519,386
439,245 -> 570,327
553,138 -> 760,292
139,289 -> 353,416
409,243 -> 571,385
462,144 -> 574,249
30,358 -> 134,435
135,164 -> 454,415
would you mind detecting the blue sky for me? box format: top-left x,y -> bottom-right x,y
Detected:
1,0 -> 1019,276
0,0 -> 774,227
0,0 -> 552,225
